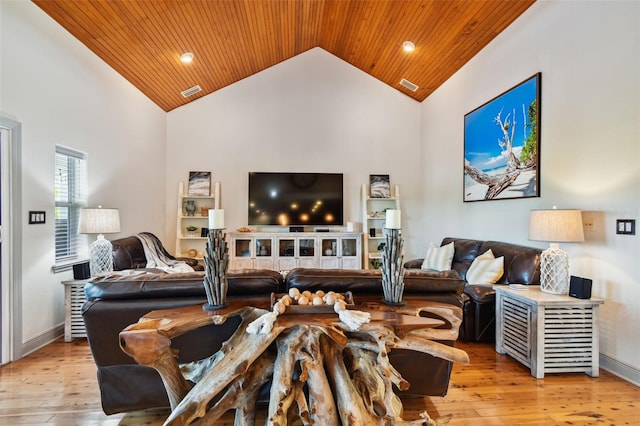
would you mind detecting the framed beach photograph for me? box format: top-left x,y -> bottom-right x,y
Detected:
187,171 -> 211,196
463,73 -> 541,202
370,174 -> 391,198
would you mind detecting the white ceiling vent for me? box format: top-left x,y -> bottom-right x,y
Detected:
181,85 -> 202,98
400,79 -> 419,92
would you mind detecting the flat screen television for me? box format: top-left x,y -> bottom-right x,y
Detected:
248,172 -> 344,226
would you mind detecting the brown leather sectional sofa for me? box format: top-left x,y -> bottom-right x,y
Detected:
82,266 -> 465,414
83,235 -> 541,415
405,237 -> 542,342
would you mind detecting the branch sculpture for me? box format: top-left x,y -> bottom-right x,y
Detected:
381,228 -> 405,304
202,228 -> 229,309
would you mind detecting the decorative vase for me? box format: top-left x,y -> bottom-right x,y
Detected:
184,200 -> 196,216
260,246 -> 267,256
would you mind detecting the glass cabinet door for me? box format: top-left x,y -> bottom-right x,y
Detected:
278,239 -> 295,257
299,238 -> 315,257
256,238 -> 272,257
321,238 -> 337,256
342,238 -> 357,257
235,239 -> 252,257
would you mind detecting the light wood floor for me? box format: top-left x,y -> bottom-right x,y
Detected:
0,339 -> 638,425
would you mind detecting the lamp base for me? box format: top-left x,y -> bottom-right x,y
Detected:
540,243 -> 570,295
203,302 -> 229,311
89,235 -> 114,276
382,299 -> 406,307
381,228 -> 406,305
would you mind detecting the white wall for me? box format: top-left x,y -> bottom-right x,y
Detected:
3,0 -> 638,383
421,1 -> 639,378
166,48 -> 423,258
0,2 -> 167,346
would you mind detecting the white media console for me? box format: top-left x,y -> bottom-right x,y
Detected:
228,232 -> 362,271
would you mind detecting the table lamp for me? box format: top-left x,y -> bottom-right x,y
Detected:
381,209 -> 405,305
203,209 -> 229,310
529,207 -> 584,294
79,206 -> 121,276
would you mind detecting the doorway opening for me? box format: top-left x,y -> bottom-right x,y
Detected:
1,117 -> 23,364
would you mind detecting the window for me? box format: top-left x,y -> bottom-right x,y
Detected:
54,146 -> 87,267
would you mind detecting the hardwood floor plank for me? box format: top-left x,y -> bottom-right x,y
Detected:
0,339 -> 638,425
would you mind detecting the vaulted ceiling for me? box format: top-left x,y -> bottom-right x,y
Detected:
33,0 -> 535,112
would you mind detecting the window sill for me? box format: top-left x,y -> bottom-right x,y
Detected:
52,258 -> 88,274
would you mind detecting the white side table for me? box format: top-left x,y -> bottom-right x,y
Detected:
495,286 -> 604,379
61,278 -> 90,342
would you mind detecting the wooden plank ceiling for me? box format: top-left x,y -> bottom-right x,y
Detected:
33,0 -> 535,112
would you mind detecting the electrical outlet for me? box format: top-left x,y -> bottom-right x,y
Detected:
583,218 -> 594,232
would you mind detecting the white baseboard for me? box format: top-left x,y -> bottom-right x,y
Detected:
21,324 -> 64,357
600,353 -> 640,387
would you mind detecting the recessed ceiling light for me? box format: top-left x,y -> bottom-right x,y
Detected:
402,41 -> 415,52
180,52 -> 194,63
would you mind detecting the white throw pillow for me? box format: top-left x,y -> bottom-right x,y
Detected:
421,241 -> 454,272
466,249 -> 504,285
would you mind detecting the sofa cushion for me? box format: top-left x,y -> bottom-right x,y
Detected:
441,237 -> 484,280
403,269 -> 465,295
85,269 -> 283,301
284,268 -> 465,305
421,241 -> 454,271
478,241 -> 541,285
112,236 -> 148,270
465,249 -> 504,285
285,268 -> 382,294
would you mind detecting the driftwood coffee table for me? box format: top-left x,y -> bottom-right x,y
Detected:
119,295 -> 468,425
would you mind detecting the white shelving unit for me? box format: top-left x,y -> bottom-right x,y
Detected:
175,181 -> 221,259
361,183 -> 400,269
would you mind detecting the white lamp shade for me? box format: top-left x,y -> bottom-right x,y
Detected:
208,209 -> 225,229
529,209 -> 584,243
385,209 -> 401,229
79,208 -> 121,234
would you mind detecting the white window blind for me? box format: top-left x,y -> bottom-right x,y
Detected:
54,146 -> 87,265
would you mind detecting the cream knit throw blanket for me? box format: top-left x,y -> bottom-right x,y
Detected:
136,233 -> 194,273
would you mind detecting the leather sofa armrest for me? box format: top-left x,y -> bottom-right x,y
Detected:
176,257 -> 198,266
463,284 -> 497,303
176,257 -> 204,271
404,259 -> 424,269
85,269 -> 283,301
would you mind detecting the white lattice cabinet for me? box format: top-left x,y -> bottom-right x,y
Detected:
495,286 -> 604,378
62,278 -> 90,342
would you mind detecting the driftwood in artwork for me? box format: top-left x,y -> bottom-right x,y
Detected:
465,108 -> 538,200
120,299 -> 469,426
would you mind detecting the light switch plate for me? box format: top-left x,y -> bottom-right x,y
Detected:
616,219 -> 635,235
29,211 -> 46,224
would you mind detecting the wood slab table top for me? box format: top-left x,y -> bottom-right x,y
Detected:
132,295 -> 448,339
